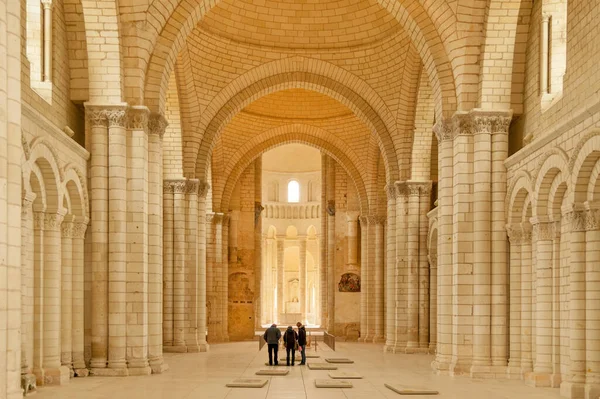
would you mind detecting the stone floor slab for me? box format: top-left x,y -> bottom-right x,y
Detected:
226,378 -> 268,388
325,358 -> 354,363
307,363 -> 338,370
255,369 -> 289,376
385,383 -> 439,395
315,379 -> 353,388
305,354 -> 320,358
328,371 -> 362,379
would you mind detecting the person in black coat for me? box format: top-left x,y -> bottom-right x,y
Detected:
282,325 -> 298,366
296,322 -> 307,365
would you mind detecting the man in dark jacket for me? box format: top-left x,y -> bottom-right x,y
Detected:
264,324 -> 281,365
296,322 -> 307,365
283,326 -> 298,366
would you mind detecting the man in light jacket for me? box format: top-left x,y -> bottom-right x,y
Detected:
263,324 -> 281,366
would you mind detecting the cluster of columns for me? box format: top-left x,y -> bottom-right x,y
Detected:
506,207 -> 600,399
206,213 -> 230,342
162,179 -> 210,352
431,109 -> 512,377
85,105 -> 167,376
383,181 -> 432,353
20,201 -> 89,386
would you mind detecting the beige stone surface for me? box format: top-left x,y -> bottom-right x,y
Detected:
315,379 -> 353,388
328,371 -> 363,379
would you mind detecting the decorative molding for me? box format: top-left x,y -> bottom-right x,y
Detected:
185,179 -> 200,195
127,107 -> 150,131
521,223 -> 533,243
106,109 -> 127,128
566,210 -> 587,232
198,181 -> 210,198
61,222 -> 74,238
72,222 -> 88,239
163,179 -> 187,194
433,119 -> 452,143
358,216 -> 368,227
506,224 -> 523,244
44,213 -> 64,232
148,113 -> 168,138
206,213 -> 215,224
406,181 -> 432,197
394,181 -> 408,197
33,212 -> 45,230
533,221 -> 554,241
385,184 -> 397,201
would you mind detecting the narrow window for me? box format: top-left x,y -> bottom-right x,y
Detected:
288,180 -> 300,203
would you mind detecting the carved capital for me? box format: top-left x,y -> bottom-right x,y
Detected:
41,0 -> 53,9
394,181 -> 408,198
61,222 -> 74,238
148,113 -> 168,138
43,213 -> 65,232
206,213 -> 214,224
326,200 -> 335,216
532,221 -> 554,241
127,107 -> 149,131
72,222 -> 88,239
433,119 -> 453,143
106,109 -> 127,128
22,193 -> 37,218
567,210 -> 587,232
406,181 -> 432,197
452,112 -> 472,138
521,222 -> 533,244
85,105 -> 128,128
185,179 -> 200,195
86,108 -> 108,128
198,181 -> 210,198
33,212 -> 45,230
385,184 -> 397,201
471,110 -> 513,135
586,208 -> 600,231
163,179 -> 187,194
346,211 -> 360,222
358,215 -> 369,227
212,213 -> 225,225
506,224 -> 523,244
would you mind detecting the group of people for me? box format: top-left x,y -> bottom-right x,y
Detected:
263,322 -> 307,366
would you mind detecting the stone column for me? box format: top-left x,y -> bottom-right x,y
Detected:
106,108 -> 128,375
197,183 -> 210,351
61,220 -> 74,375
528,218 -> 554,387
41,0 -> 52,82
42,212 -> 69,385
406,184 -> 420,352
229,211 -> 240,267
299,236 -> 307,323
172,180 -> 187,350
585,206 -> 600,399
85,105 -> 110,371
506,224 -> 522,378
162,182 -> 174,348
320,153 -> 328,327
21,195 -> 35,380
418,185 -> 431,351
185,180 -> 200,352
432,121 -> 452,372
393,182 -> 409,351
213,213 -> 225,341
71,221 -> 88,376
384,185 -> 397,352
326,158 -> 336,332
206,213 -> 216,341
277,238 -> 285,323
373,217 -> 385,343
254,158 -> 263,330
551,220 -> 562,387
222,215 -> 230,342
521,222 -> 534,374
561,208 -> 585,399
359,216 -> 369,341
148,113 -> 168,370
428,253 -> 438,354
33,212 -> 45,380
346,212 -> 360,272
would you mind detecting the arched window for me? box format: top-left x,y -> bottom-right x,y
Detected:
540,1 -> 567,100
288,180 -> 300,203
26,0 -> 53,101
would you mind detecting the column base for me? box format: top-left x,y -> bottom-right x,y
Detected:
197,342 -> 210,352
372,335 -> 385,344
525,371 -> 553,387
470,364 -> 509,379
585,383 -> 600,399
405,346 -> 430,354
73,368 -> 89,377
560,380 -> 585,399
506,363 -> 522,379
21,373 -> 37,396
431,355 -> 451,375
391,342 -> 407,354
383,342 -> 395,353
39,366 -> 71,385
127,366 -> 152,376
149,357 -> 169,374
90,367 -> 129,377
449,357 -> 472,377
163,345 -> 189,353
428,343 -> 436,354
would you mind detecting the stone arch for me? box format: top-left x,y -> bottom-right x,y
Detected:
142,0 -> 458,120
62,167 -> 89,222
188,58 -> 399,183
533,151 -> 569,218
569,131 -> 600,204
217,126 -> 369,215
80,0 -> 124,103
507,172 -> 534,223
23,141 -> 64,213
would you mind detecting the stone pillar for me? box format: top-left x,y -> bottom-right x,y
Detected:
551,220 -> 562,387
21,195 -> 35,381
106,109 -> 128,375
162,183 -> 174,348
254,158 -> 263,330
406,185 -> 420,352
221,215 -> 230,342
540,14 -> 550,95
41,0 -> 52,82
148,113 -> 169,370
506,224 -> 522,378
384,186 -> 397,352
373,217 -> 385,343
393,182 -> 409,351
359,216 -> 369,342
528,218 -> 554,387
320,153 -> 328,327
277,238 -> 284,323
584,206 -> 600,399
432,122 -> 452,372
33,212 -> 45,381
346,212 -> 360,272
172,181 -> 187,350
229,211 -> 240,266
185,180 -> 200,352
206,213 -> 216,342
85,106 -> 110,371
61,221 -> 74,376
521,222 -> 534,374
561,208 -> 585,399
418,185 -> 431,351
326,158 -> 336,332
42,212 -> 70,385
197,183 -> 210,351
213,213 -> 225,341
428,253 -> 438,354
71,221 -> 88,376
299,236 -> 307,323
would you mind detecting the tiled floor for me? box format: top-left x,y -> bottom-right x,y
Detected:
36,342 -> 564,399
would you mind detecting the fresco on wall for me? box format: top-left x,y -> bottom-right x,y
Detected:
338,273 -> 360,292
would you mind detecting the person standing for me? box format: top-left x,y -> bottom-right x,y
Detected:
264,323 -> 281,366
283,325 -> 298,366
296,322 -> 307,365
